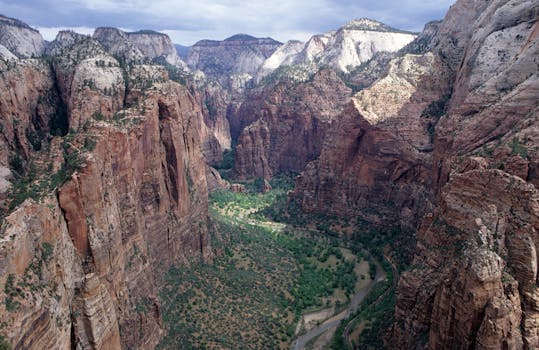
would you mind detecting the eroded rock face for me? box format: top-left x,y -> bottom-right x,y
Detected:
292,39 -> 449,228
0,20 -> 211,348
393,0 -> 539,348
233,69 -> 352,179
0,80 -> 211,349
45,30 -> 90,56
0,58 -> 66,208
93,27 -> 188,69
0,15 -> 45,58
260,18 -> 416,77
187,34 -> 281,92
192,80 -> 232,165
294,103 -> 432,228
395,169 -> 537,349
188,34 -> 281,77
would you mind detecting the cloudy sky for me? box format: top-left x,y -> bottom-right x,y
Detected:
1,0 -> 455,45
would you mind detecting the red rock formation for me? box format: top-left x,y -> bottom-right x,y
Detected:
393,0 -> 539,348
292,52 -> 449,229
294,103 -> 432,227
193,80 -> 232,165
233,69 -> 352,179
0,59 -> 61,165
0,64 -> 211,349
395,169 -> 537,349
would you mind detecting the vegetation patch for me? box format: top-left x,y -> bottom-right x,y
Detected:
158,178 -> 369,349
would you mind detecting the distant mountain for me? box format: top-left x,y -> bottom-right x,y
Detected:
342,18 -> 417,34
259,18 -> 417,77
187,34 -> 281,77
93,27 -> 188,69
0,14 -> 45,58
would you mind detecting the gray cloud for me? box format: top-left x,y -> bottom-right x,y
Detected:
0,0 -> 455,45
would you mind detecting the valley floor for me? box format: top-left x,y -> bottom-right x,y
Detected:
157,178 -> 396,349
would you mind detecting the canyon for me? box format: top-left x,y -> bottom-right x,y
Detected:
0,0 -> 537,348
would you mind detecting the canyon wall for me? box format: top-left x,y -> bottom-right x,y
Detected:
0,23 -> 212,349
288,0 -> 538,346
233,69 -> 352,179
393,0 -> 539,348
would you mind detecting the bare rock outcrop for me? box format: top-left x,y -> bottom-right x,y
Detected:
0,79 -> 211,348
0,14 -> 45,58
187,34 -> 281,92
233,69 -> 352,179
93,27 -> 188,69
395,169 -> 537,349
393,0 -> 539,348
0,19 -> 212,349
294,103 -> 431,227
260,18 -> 417,78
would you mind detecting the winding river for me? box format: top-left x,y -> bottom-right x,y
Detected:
290,257 -> 386,350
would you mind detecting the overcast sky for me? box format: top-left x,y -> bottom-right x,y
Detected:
1,0 -> 455,45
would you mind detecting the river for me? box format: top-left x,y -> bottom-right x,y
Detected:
290,257 -> 386,350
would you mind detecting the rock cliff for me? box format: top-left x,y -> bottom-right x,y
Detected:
93,27 -> 188,69
290,1 -> 539,345
233,69 -> 352,179
259,18 -> 417,78
292,38 -> 449,228
0,18 -> 212,350
0,15 -> 45,58
187,34 -> 281,92
391,0 -> 539,348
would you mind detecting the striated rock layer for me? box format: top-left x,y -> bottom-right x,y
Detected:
391,0 -> 539,348
233,69 -> 352,179
93,27 -> 188,69
292,0 -> 539,346
0,78 -> 211,350
0,14 -> 45,58
0,20 -> 212,349
259,18 -> 417,78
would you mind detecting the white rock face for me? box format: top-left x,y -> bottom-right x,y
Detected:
320,30 -> 417,72
0,15 -> 45,58
46,30 -> 91,56
0,165 -> 12,194
260,18 -> 417,76
260,40 -> 305,72
93,28 -> 189,70
72,55 -> 124,93
127,31 -> 188,69
0,44 -> 16,60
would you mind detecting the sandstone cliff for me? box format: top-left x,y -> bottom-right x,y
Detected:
0,15 -> 44,58
289,1 -> 538,346
0,20 -> 212,349
259,18 -> 417,79
187,34 -> 281,92
392,0 -> 539,348
292,40 -> 449,228
93,27 -> 188,69
232,69 -> 352,179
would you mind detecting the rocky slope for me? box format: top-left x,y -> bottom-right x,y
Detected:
388,0 -> 539,348
259,18 -> 417,79
230,19 -> 420,183
291,1 -> 539,346
0,15 -> 45,58
287,29 -> 448,228
0,20 -> 212,350
232,69 -> 352,179
93,27 -> 188,69
187,34 -> 281,91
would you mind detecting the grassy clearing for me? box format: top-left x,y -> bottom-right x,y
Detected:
158,177 -> 370,349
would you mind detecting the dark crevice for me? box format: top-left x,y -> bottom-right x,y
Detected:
48,61 -> 70,136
